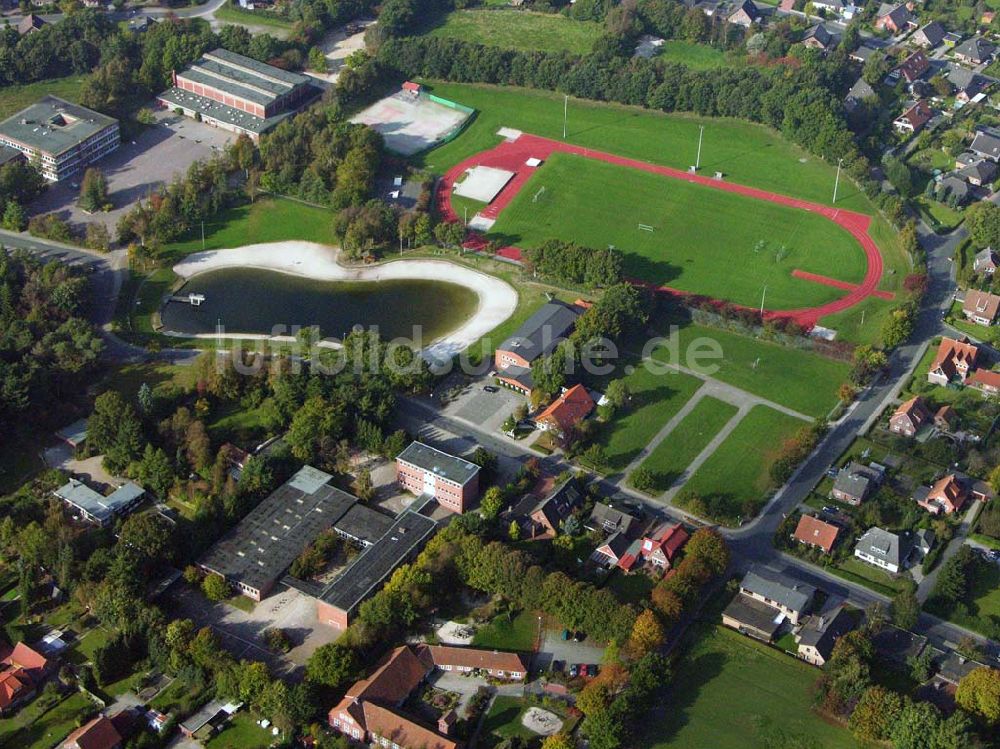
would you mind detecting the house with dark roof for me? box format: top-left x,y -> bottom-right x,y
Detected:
913,21 -> 946,48
974,246 -> 999,274
802,24 -> 835,51
17,14 -> 47,35
890,395 -> 932,437
726,0 -> 759,27
845,78 -> 877,113
934,405 -> 959,432
938,174 -> 971,205
591,531 -> 635,568
792,514 -> 840,553
831,461 -> 884,505
587,502 -> 640,537
928,336 -> 980,386
971,129 -> 1000,161
894,100 -> 933,134
948,66 -> 989,102
737,568 -> 815,624
962,289 -> 1000,326
494,300 -> 582,396
875,3 -> 915,33
854,526 -> 909,573
897,51 -> 930,84
529,479 -> 582,537
873,625 -> 928,663
954,36 -> 996,65
959,158 -> 997,187
796,604 -> 856,666
721,592 -> 784,642
849,44 -> 879,63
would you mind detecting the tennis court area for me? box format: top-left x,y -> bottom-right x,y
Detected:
351,89 -> 473,156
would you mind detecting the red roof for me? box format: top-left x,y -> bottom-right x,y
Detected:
423,645 -> 527,674
0,641 -> 49,674
361,703 -> 458,749
971,368 -> 1000,391
893,396 -> 930,425
535,384 -> 595,434
931,337 -> 980,380
63,715 -> 122,749
641,523 -> 689,562
792,514 -> 840,553
402,81 -> 421,92
0,667 -> 32,710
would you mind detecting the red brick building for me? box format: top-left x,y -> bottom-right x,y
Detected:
889,396 -> 931,437
396,442 -> 480,514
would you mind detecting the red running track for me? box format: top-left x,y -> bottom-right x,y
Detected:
438,133 -> 886,329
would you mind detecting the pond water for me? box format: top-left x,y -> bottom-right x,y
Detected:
160,268 -> 480,343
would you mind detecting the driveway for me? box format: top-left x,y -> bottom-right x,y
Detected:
451,385 -> 525,433
29,109 -> 234,234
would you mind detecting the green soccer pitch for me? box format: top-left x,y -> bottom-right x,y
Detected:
485,152 -> 868,310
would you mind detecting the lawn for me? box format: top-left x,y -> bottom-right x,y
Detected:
653,320 -> 850,418
643,625 -> 854,749
205,713 -> 274,749
0,76 -> 87,120
426,10 -> 602,54
828,557 -> 909,597
488,153 -> 866,309
657,40 -> 731,69
214,0 -> 294,28
914,195 -> 964,232
482,696 -> 538,743
415,82 -> 877,215
472,610 -> 540,651
163,197 -> 332,261
593,365 -> 703,472
98,361 -> 195,402
679,405 -> 805,524
0,691 -> 95,749
634,396 -> 738,492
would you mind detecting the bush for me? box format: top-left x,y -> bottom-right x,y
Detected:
202,573 -> 230,601
28,213 -> 74,243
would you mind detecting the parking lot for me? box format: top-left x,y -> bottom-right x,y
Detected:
535,629 -> 606,673
30,108 -> 234,234
446,378 -> 526,434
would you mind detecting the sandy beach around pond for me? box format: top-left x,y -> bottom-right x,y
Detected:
171,242 -> 519,361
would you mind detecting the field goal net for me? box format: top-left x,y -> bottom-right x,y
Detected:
638,223 -> 655,233
532,186 -> 547,203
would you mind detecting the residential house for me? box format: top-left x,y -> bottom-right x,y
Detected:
971,129 -> 1000,161
849,44 -> 879,63
796,604 -> 857,666
970,367 -> 1000,395
721,591 -> 784,641
528,479 -> 582,537
948,67 -> 989,103
638,522 -> 689,569
897,51 -> 930,84
873,625 -> 928,664
912,21 -> 946,48
792,514 -> 840,553
427,646 -> 527,680
831,461 -> 884,504
493,300 -> 582,396
974,246 -> 999,274
53,479 -> 144,527
894,100 -> 933,134
17,14 -> 48,35
962,289 -> 1000,325
875,3 -> 916,33
890,395 -> 932,437
737,568 -> 815,625
802,24 -> 835,52
0,642 -> 51,714
62,715 -> 124,749
957,151 -> 982,170
535,384 -> 595,439
959,159 -> 997,186
854,526 -> 909,573
934,405 -> 960,432
914,473 -> 989,515
845,77 -> 877,113
927,336 -> 980,386
592,531 -> 636,569
726,0 -> 759,27
810,0 -> 844,13
587,502 -> 640,537
938,174 -> 971,205
954,36 -> 996,65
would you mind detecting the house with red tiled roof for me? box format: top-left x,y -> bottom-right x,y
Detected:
934,405 -> 959,432
915,474 -> 968,515
894,100 -> 933,134
425,646 -> 527,680
970,368 -> 1000,395
792,514 -> 840,554
0,641 -> 51,714
928,337 -> 980,386
890,396 -> 931,437
639,523 -> 689,569
62,715 -> 123,749
535,384 -> 595,439
963,289 -> 1000,326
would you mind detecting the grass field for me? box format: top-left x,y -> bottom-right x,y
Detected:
416,82 -> 876,215
827,557 -> 908,597
657,40 -> 731,69
214,0 -> 294,28
593,366 -> 703,472
645,626 -> 852,749
0,691 -> 95,749
426,10 -> 602,54
653,321 -> 850,418
0,76 -> 87,120
635,396 -> 738,492
489,154 -> 865,309
472,610 -> 539,651
205,714 -> 273,749
678,405 -> 805,523
482,696 -> 539,743
164,197 -> 332,261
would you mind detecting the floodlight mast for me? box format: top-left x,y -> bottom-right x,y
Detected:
833,157 -> 844,203
696,125 -> 704,170
563,95 -> 568,139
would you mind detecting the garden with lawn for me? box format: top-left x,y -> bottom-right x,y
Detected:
677,405 -> 806,524
0,75 -> 87,120
0,691 -> 97,749
634,396 -> 738,493
592,365 -> 703,472
204,713 -> 274,749
489,153 -> 867,310
644,625 -> 854,749
656,40 -> 731,69
425,9 -> 602,54
481,696 -> 542,744
472,609 -> 541,651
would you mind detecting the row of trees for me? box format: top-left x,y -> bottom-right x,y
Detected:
523,240 -> 623,289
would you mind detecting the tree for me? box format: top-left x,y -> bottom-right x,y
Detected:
308,46 -> 328,72
119,513 -> 172,564
891,582 -> 921,630
137,382 -> 153,415
306,642 -> 359,688
540,734 -> 575,749
605,379 -> 630,409
881,306 -> 914,349
849,686 -> 903,742
626,610 -> 665,657
480,486 -> 504,519
79,168 -> 109,213
956,666 -> 1000,724
684,528 -> 729,576
288,396 -> 344,462
202,573 -> 230,601
509,520 -> 521,541
88,391 -> 144,474
2,200 -> 25,231
629,467 -> 657,493
354,468 -> 374,501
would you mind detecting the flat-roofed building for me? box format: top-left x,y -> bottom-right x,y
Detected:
53,479 -> 144,527
317,511 -> 437,629
396,442 -> 480,514
0,96 -> 119,182
158,48 -> 319,141
198,466 -> 358,601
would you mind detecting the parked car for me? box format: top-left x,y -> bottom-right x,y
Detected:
552,660 -> 565,674
483,385 -> 498,393
573,631 -> 585,642
561,629 -> 571,640
586,664 -> 598,678
568,664 -> 579,678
